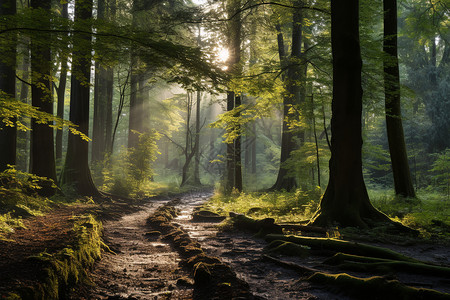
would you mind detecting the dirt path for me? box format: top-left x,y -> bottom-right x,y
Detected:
72,192 -> 450,300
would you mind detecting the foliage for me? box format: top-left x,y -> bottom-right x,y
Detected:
370,189 -> 450,237
0,165 -> 55,210
430,149 -> 450,199
93,131 -> 161,198
8,214 -> 105,299
127,130 -> 161,184
204,188 -> 322,223
0,92 -> 89,140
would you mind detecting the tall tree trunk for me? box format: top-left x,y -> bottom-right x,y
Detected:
92,0 -> 114,161
128,64 -> 140,149
0,0 -> 17,172
17,48 -> 30,172
30,0 -> 58,194
61,0 -> 100,197
234,94 -> 243,191
55,1 -> 68,162
311,0 -> 390,228
105,68 -> 113,153
225,91 -> 235,193
181,93 -> 193,186
193,90 -> 201,185
225,0 -> 242,193
271,0 -> 305,191
383,0 -> 415,198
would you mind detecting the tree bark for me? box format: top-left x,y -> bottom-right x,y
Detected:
193,90 -> 201,185
225,0 -> 242,193
0,0 -> 17,172
310,0 -> 391,228
55,1 -> 68,162
30,0 -> 58,191
383,0 -> 415,198
61,0 -> 100,197
271,0 -> 305,191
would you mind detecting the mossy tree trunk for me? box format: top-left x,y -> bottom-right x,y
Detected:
310,0 -> 391,228
383,0 -> 416,198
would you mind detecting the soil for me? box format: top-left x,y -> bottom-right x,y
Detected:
1,191 -> 449,299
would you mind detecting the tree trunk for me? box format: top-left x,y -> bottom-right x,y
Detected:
193,90 -> 201,185
55,1 -> 68,162
226,91 -> 235,193
17,48 -> 30,172
61,0 -> 100,197
234,94 -> 243,191
310,0 -> 390,228
225,0 -> 242,193
383,0 -> 415,198
105,68 -> 113,153
271,1 -> 305,191
0,0 -> 17,172
30,0 -> 58,191
128,65 -> 140,149
181,93 -> 193,186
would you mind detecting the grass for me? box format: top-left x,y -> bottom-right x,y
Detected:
202,187 -> 322,223
203,187 -> 449,237
369,189 -> 450,237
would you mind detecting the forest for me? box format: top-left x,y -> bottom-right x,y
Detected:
0,0 -> 449,299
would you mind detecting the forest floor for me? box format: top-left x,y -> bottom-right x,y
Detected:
1,190 -> 449,299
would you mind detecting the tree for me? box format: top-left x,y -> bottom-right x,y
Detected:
270,0 -> 306,191
383,0 -> 415,198
225,0 -> 242,193
61,0 -> 100,197
29,0 -> 58,193
55,1 -> 69,162
311,0 -> 391,228
193,89 -> 202,185
92,0 -> 116,162
0,0 -> 17,172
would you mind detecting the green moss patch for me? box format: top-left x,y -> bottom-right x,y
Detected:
6,214 -> 105,299
308,272 -> 450,300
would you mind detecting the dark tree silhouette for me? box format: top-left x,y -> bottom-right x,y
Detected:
383,0 -> 416,198
61,0 -> 101,197
30,0 -> 58,194
0,0 -> 17,172
311,0 -> 391,228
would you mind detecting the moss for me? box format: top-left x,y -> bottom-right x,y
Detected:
8,214 -> 104,299
308,272 -> 450,300
265,240 -> 311,257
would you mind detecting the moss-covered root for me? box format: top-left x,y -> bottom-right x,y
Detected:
265,234 -> 419,262
308,272 -> 450,300
264,240 -> 311,257
229,212 -> 283,236
325,253 -> 450,277
8,214 -> 105,300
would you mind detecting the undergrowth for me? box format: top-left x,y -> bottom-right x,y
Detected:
204,187 -> 449,237
202,187 -> 322,223
7,214 -> 106,299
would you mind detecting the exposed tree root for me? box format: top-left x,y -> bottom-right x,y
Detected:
264,240 -> 311,257
265,234 -> 419,262
308,272 -> 450,300
325,253 -> 450,277
261,254 -> 319,275
229,212 -> 283,236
